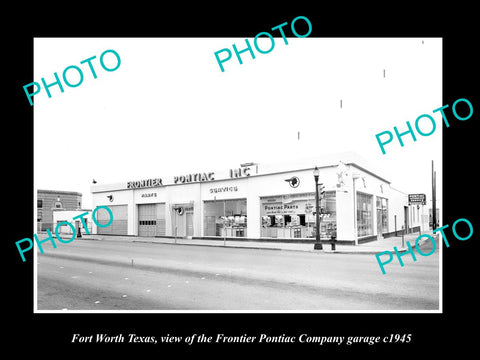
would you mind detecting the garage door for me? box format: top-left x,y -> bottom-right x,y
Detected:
96,205 -> 128,235
138,203 -> 166,237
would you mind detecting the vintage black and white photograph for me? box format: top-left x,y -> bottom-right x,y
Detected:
33,37 -> 443,312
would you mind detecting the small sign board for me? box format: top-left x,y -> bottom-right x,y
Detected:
408,193 -> 426,205
305,203 -> 314,213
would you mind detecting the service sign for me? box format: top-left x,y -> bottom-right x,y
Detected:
408,193 -> 426,205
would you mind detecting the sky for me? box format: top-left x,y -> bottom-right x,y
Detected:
34,37 -> 442,210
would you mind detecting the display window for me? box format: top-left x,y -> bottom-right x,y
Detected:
260,192 -> 336,239
357,192 -> 373,237
204,199 -> 247,237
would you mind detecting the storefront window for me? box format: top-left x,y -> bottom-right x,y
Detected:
204,199 -> 247,237
260,192 -> 336,239
357,192 -> 373,237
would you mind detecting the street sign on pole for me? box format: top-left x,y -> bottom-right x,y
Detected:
408,194 -> 426,205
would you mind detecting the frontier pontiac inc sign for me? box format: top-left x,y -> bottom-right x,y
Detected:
125,165 -> 254,190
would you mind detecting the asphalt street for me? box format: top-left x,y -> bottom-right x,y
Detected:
36,237 -> 440,311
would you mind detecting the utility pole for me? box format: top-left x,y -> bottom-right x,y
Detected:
313,167 -> 323,250
432,160 -> 436,230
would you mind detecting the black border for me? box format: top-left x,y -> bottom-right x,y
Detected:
7,4 -> 478,355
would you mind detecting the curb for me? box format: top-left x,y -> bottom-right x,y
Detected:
68,233 -> 435,255
131,239 -> 384,255
133,240 -> 283,252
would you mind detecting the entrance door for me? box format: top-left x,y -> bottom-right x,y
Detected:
186,213 -> 193,237
376,208 -> 383,240
172,204 -> 194,237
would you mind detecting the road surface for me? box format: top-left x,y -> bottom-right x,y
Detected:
36,238 -> 440,311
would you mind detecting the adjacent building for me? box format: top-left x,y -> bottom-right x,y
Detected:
37,190 -> 83,232
52,210 -> 93,236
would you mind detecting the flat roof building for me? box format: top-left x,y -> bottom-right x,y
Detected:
91,153 -> 427,245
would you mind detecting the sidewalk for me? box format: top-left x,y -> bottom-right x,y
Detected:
77,231 -> 435,255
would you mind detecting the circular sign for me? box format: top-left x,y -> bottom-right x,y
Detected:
289,176 -> 300,188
